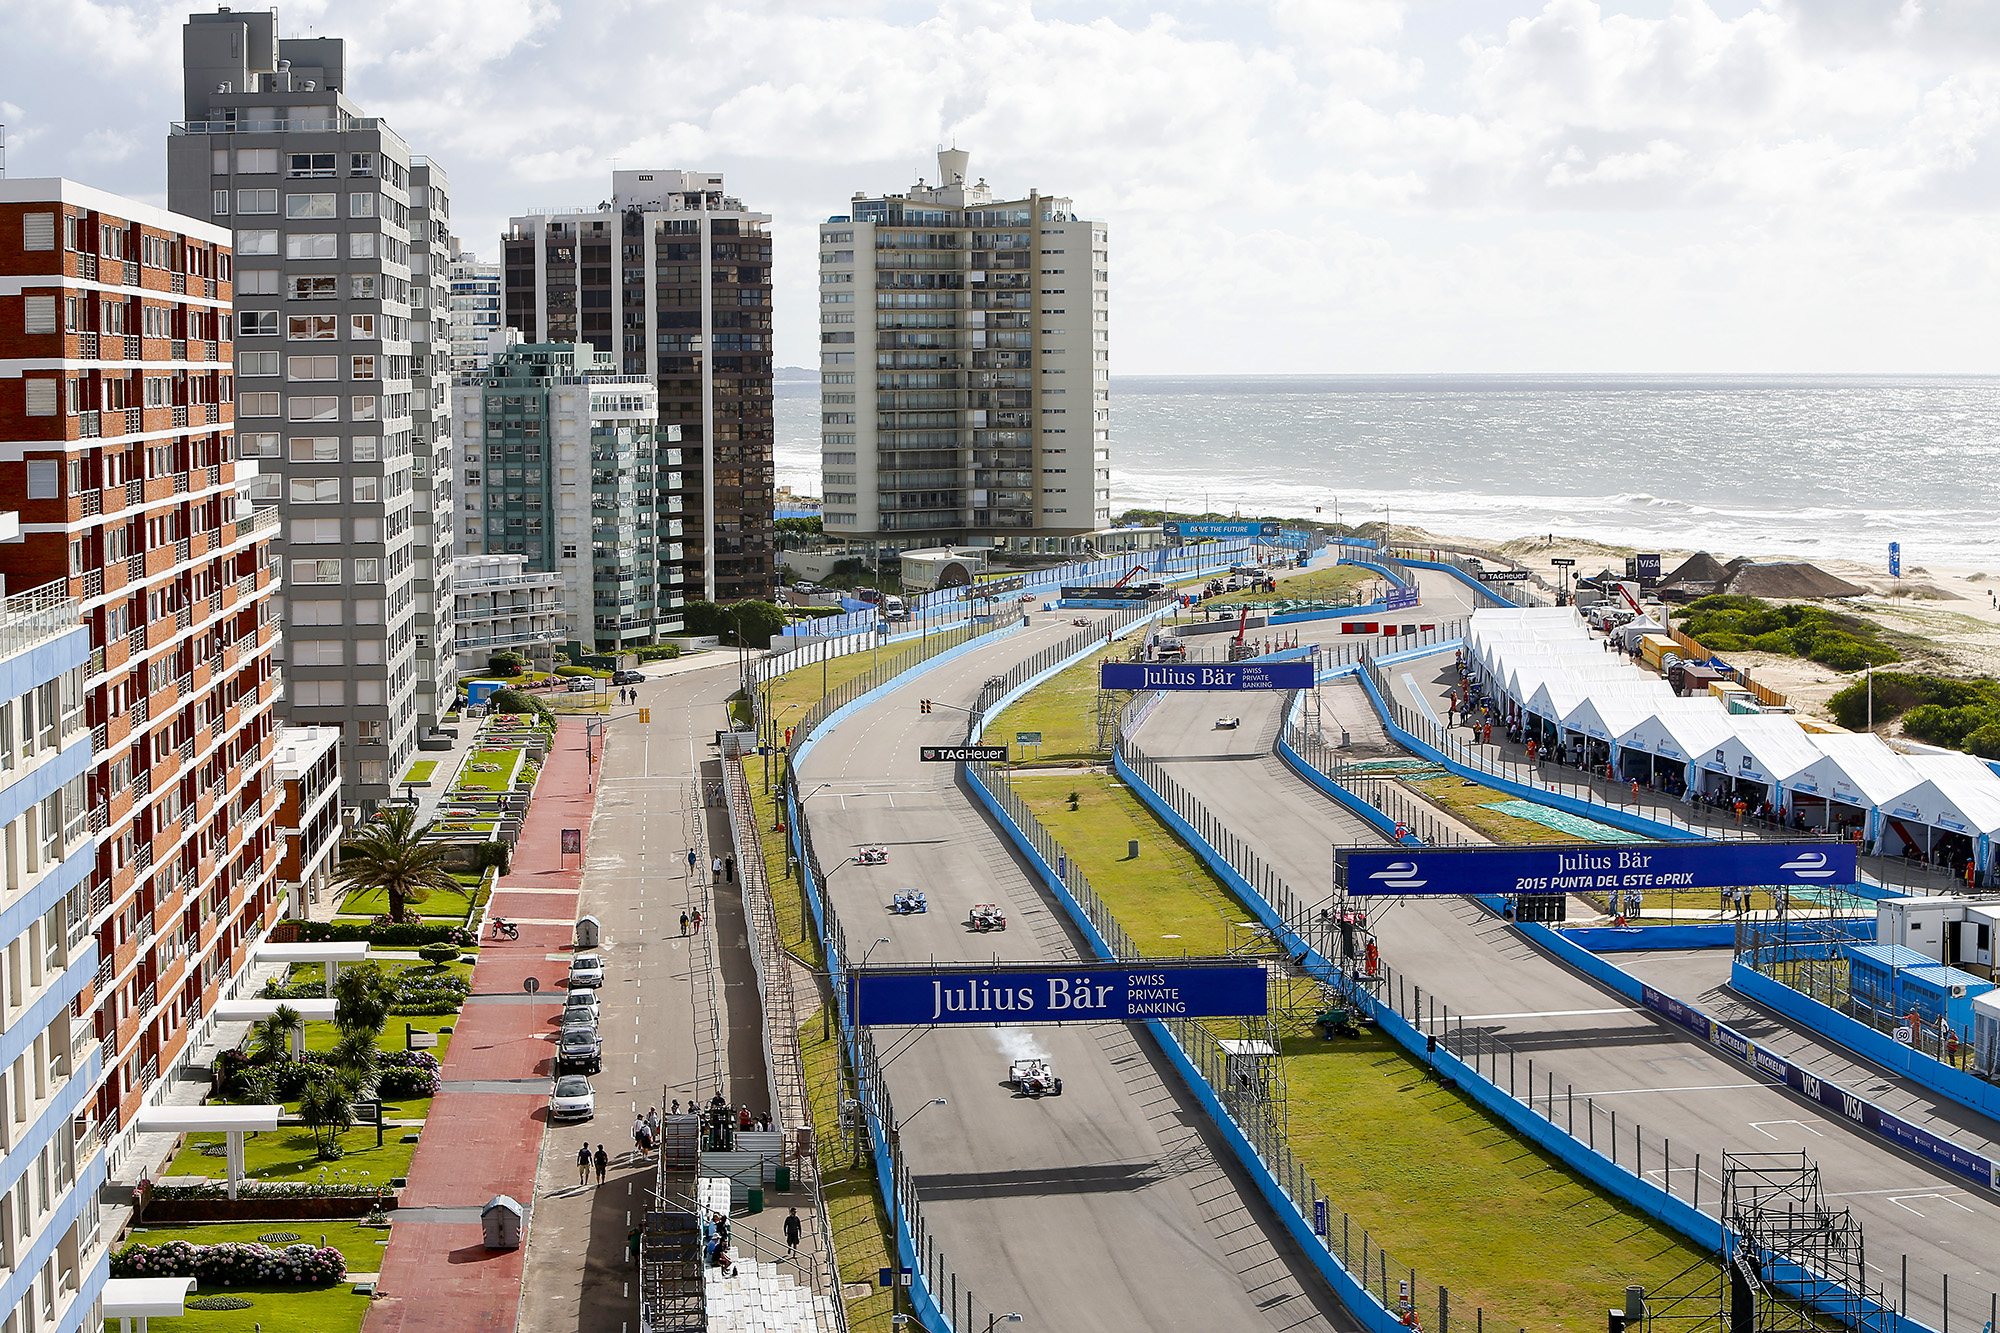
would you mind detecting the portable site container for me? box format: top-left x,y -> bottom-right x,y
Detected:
1639,635 -> 1679,670
1844,943 -> 1936,1015
1897,965 -> 1995,1034
1973,991 -> 2000,1078
1876,895 -> 1986,963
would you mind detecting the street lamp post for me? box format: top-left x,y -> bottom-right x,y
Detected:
886,1097 -> 947,1325
988,1314 -> 1023,1332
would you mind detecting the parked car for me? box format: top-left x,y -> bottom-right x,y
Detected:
563,988 -> 600,1022
549,1075 -> 596,1121
612,670 -> 644,685
566,678 -> 598,693
569,954 -> 604,988
555,1029 -> 602,1075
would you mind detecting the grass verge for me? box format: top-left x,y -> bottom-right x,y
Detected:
986,644 -> 1131,766
802,1008 -> 896,1333
166,1125 -> 415,1186
122,1219 -> 391,1271
99,1283 -> 370,1333
1207,564 -> 1376,606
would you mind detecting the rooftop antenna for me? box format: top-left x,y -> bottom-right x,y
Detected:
0,123 -> 8,178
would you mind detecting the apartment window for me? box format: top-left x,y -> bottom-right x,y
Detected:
142,377 -> 170,407
291,517 -> 342,544
239,432 -> 279,456
287,397 -> 339,422
239,391 -> 280,417
353,557 -> 381,583
26,461 -> 58,499
351,355 -> 377,380
350,395 -> 377,421
287,355 -> 339,380
288,437 -> 340,462
351,314 -> 378,340
238,351 -> 279,377
355,639 -> 383,663
351,274 -> 378,299
357,720 -> 386,743
351,437 -> 380,461
22,295 -> 56,335
286,233 -> 338,260
288,315 -> 337,340
292,680 -> 345,706
349,232 -> 378,259
239,311 -> 278,337
350,152 -> 377,177
292,639 -> 344,666
290,600 -> 344,627
235,229 -> 278,255
289,477 -> 340,503
562,544 -> 578,560
288,152 -> 337,178
290,275 -> 338,301
352,477 -> 379,502
354,600 -> 384,624
349,193 -> 377,218
212,190 -> 229,215
290,558 -> 342,585
286,193 -> 337,218
237,148 -> 278,173
23,380 -> 58,416
236,189 -> 277,214
238,268 -> 279,295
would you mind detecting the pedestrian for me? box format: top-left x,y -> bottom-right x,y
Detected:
712,856 -> 723,882
692,908 -> 704,932
577,1141 -> 591,1187
628,1225 -> 642,1265
761,1111 -> 772,1133
680,911 -> 689,936
594,1144 -> 609,1184
783,1207 -> 802,1253
671,1099 -> 681,1116
648,1106 -> 661,1138
633,1113 -> 648,1156
737,1105 -> 752,1132
724,855 -> 735,884
687,848 -> 698,874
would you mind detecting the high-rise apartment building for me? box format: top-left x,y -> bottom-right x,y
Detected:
0,574 -> 106,1333
444,244 -> 502,376
0,179 -> 286,1200
451,554 -> 566,673
165,7 -> 457,808
504,171 -> 773,602
820,149 -> 1112,547
453,342 -> 676,653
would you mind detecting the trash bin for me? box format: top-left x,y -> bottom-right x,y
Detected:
775,1164 -> 791,1193
482,1195 -> 524,1250
574,916 -> 601,949
747,1185 -> 764,1214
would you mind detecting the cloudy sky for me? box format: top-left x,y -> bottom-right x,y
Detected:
6,0 -> 2000,374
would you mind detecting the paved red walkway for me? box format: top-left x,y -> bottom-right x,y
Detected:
366,718 -> 595,1333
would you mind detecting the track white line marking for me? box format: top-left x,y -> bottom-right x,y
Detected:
1576,1083 -> 1764,1096
1452,1007 -> 1635,1021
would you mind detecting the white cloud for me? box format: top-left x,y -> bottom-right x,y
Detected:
4,0 -> 2000,370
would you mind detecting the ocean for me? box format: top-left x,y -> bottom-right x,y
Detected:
773,374 -> 2000,571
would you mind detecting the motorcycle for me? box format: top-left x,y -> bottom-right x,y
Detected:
491,918 -> 519,940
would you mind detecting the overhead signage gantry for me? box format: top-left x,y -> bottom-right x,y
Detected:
848,960 -> 1269,1026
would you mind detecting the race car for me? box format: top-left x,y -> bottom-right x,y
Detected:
1215,717 -> 1241,730
890,891 -> 928,914
968,904 -> 1007,932
856,845 -> 889,866
1008,1058 -> 1062,1098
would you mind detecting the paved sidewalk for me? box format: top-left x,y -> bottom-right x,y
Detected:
365,717 -> 595,1333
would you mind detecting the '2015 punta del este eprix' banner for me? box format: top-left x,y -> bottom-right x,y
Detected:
1342,842 -> 1858,897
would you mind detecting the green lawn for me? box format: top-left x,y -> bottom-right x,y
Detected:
1201,563 -> 1376,607
451,748 -> 522,793
987,644 -> 1130,766
166,1125 -> 415,1187
801,1009 -> 896,1333
102,1284 -> 370,1333
122,1219 -> 390,1272
399,760 -> 438,785
336,882 -> 477,918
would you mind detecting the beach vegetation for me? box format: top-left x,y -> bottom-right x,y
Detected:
1673,595 -> 1899,671
1828,671 -> 2000,757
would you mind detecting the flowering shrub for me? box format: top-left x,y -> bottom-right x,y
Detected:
112,1239 -> 347,1286
377,1049 -> 442,1099
146,1181 -> 392,1200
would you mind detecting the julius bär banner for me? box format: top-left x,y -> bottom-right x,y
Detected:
849,962 -> 1268,1026
1342,842 -> 1857,897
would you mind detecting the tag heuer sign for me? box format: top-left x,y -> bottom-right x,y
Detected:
1474,568 -> 1530,582
920,745 -> 1008,763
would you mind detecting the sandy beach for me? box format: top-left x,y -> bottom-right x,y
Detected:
1387,526 -> 2000,731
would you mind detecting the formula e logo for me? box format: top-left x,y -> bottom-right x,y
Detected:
1370,861 -> 1427,890
1779,852 -> 1838,881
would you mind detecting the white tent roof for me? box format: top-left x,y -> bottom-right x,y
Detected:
1887,755 -> 2000,839
212,999 -> 339,1023
254,942 -> 371,965
133,1105 -> 282,1134
101,1277 -> 196,1319
1709,716 -> 1826,787
1563,690 -> 1672,743
1789,733 -> 1921,809
1632,700 -> 1739,762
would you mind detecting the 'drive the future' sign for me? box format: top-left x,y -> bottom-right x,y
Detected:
849,963 -> 1268,1026
1342,842 -> 1857,897
1099,661 -> 1314,691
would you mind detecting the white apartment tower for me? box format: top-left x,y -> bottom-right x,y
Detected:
819,149 -> 1112,549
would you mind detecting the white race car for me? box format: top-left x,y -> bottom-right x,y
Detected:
1008,1059 -> 1062,1098
890,891 -> 928,914
857,845 -> 889,866
968,904 -> 1007,932
1215,717 -> 1241,730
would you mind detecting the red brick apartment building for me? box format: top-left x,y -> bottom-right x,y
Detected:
0,179 -> 285,1155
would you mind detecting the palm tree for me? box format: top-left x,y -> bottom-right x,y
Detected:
299,1079 -> 355,1159
333,805 -> 458,923
333,963 -> 393,1039
328,1030 -> 381,1099
248,1004 -> 304,1064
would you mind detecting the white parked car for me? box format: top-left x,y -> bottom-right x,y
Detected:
549,1075 -> 596,1122
563,988 -> 599,1022
569,954 -> 604,988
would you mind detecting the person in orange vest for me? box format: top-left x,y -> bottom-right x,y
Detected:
1364,940 -> 1380,976
1481,721 -> 1493,744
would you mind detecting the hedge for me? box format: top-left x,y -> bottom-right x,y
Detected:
113,1239 -> 348,1286
271,920 -> 476,949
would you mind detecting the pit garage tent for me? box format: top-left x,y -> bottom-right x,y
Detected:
1786,733 -> 1921,839
1881,754 -> 2000,877
1707,716 -> 1827,806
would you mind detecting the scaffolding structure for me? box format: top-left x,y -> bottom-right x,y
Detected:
1720,1153 -> 1888,1333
